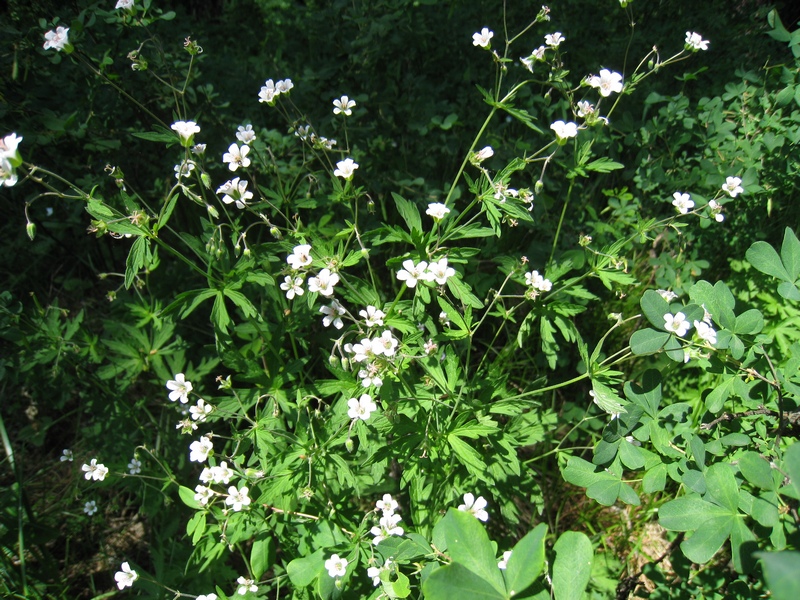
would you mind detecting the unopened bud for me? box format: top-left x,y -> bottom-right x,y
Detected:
534,180 -> 544,194
345,438 -> 355,453
647,59 -> 655,70
328,355 -> 340,367
270,226 -> 282,240
207,204 -> 219,219
26,222 -> 36,240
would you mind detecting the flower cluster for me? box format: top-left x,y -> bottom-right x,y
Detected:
0,133 -> 23,187
371,494 -> 404,544
258,78 -> 293,105
396,258 -> 455,288
82,458 -> 109,481
525,270 -> 552,294
458,492 -> 489,521
281,244 -> 341,300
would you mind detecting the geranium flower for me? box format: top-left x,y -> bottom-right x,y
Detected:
348,393 -> 378,420
236,576 -> 258,595
307,268 -> 339,296
588,69 -> 623,97
222,143 -> 250,171
473,146 -> 494,162
359,305 -> 385,327
43,26 -> 70,52
82,458 -> 109,481
708,199 -> 725,222
657,289 -> 678,302
544,32 -> 565,48
287,244 -> 313,270
498,550 -> 512,570
320,300 -> 346,329
276,79 -> 294,94
333,95 -> 356,116
685,31 -> 709,51
174,160 -> 195,180
671,192 -> 694,214
114,562 -> 138,590
127,458 -> 142,475
324,554 -> 348,578
721,176 -> 743,197
551,120 -> 578,142
60,449 -> 74,462
116,0 -> 135,9
458,493 -> 489,521
425,202 -> 450,221
197,595 -> 218,600
189,398 -> 213,421
84,500 -> 98,515
472,27 -> 494,48
189,436 -> 213,462
371,330 -> 398,357
166,373 -> 193,404
351,338 -> 376,363
427,258 -> 455,285
396,259 -> 432,288
194,485 -> 214,506
280,275 -> 304,299
236,124 -> 256,144
210,461 -> 235,484
1,133 -> 23,161
576,100 -> 595,118
259,79 -> 277,104
171,120 -> 200,145
225,486 -> 251,511
664,312 -> 691,337
694,320 -> 717,345
370,513 -> 404,544
358,365 -> 383,388
376,493 -> 398,515
334,158 -> 359,180
217,177 -> 253,209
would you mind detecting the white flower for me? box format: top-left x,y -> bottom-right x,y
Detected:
351,338 -> 376,363
358,366 -> 383,389
295,125 -> 311,140
424,339 -> 438,355
376,493 -> 399,515
236,124 -> 257,144
82,458 -> 109,481
116,0 -> 135,9
664,312 -> 691,337
439,311 -> 450,327
525,270 -> 553,292
427,258 -> 455,285
222,143 -> 251,172
550,120 -> 578,141
166,373 -> 193,404
474,146 -> 494,162
280,275 -> 304,300
348,393 -> 378,421
211,462 -> 235,484
197,595 -> 218,600
115,562 -> 138,590
189,435 -> 213,463
171,120 -> 200,143
672,192 -> 694,214
60,449 -> 73,462
544,32 -> 565,48
174,160 -> 195,180
359,306 -> 385,327
320,300 -> 346,329
685,31 -> 709,51
657,289 -> 678,302
43,26 -> 70,52
127,458 -> 142,475
694,320 -> 717,345
325,554 -> 348,578
722,176 -> 743,197
333,95 -> 356,116
189,398 -> 213,421
0,133 -> 22,160
498,550 -> 512,570
370,513 -> 404,544
368,566 -> 382,586
236,576 -> 258,595
191,143 -> 207,155
372,330 -> 398,357
458,493 -> 489,521
287,244 -> 313,270
426,202 -> 451,221
576,100 -> 595,118
217,177 -> 253,209
194,485 -> 214,506
276,79 -> 294,94
226,486 -> 251,511
334,158 -> 359,180
307,268 -> 339,296
472,27 -> 494,48
259,79 -> 278,104
588,69 -> 623,97
396,259 -> 432,288
84,500 -> 98,516
708,199 -> 725,222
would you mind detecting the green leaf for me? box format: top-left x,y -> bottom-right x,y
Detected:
552,531 -> 593,600
747,241 -> 791,282
178,485 -> 200,509
640,290 -> 671,329
505,523 -> 547,596
681,516 -> 734,564
733,309 -> 764,335
642,463 -> 667,493
211,291 -> 231,332
738,452 -> 775,490
447,435 -> 489,480
131,127 -> 178,144
756,551 -> 800,600
590,380 -> 626,416
125,236 -> 149,289
422,562 -> 506,600
585,157 -> 624,173
287,548 -> 325,588
630,328 -> 670,355
224,288 -> 258,319
782,443 -> 800,499
659,497 -> 730,531
780,228 -> 800,280
624,370 -> 662,418
392,192 -> 422,235
705,463 -> 740,512
157,193 -> 179,231
440,509 -> 506,595
706,375 -> 737,413
251,537 -> 274,579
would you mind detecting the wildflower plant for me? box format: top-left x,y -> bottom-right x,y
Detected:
4,2 -> 800,599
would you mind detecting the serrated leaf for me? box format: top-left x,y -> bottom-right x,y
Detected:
392,192 -> 422,235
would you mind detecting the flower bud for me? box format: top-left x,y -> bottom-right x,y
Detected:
345,438 -> 354,453
26,222 -> 36,241
328,355 -> 340,367
534,180 -> 544,194
269,226 -> 282,240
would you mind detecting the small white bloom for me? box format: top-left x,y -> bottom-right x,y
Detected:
333,95 -> 357,116
197,595 -> 218,600
423,339 -> 438,355
664,312 -> 691,337
694,320 -> 717,345
708,199 -> 725,222
236,576 -> 258,595
372,330 -> 398,357
307,268 -> 339,296
351,338 -> 376,363
217,177 -> 253,209
191,143 -> 207,155
276,78 -> 294,94
368,566 -> 381,586
60,449 -> 74,462
189,435 -> 213,463
498,550 -> 512,570
43,26 -> 70,52
226,486 -> 251,511
334,158 -> 359,180
222,143 -> 251,172
396,259 -> 432,288
194,485 -> 214,506
358,366 -> 383,389
657,289 -> 678,302
127,458 -> 142,475
280,275 -> 304,299
166,373 -> 193,404
325,554 -> 348,578
376,493 -> 399,515
588,69 -> 623,97
359,305 -> 385,327
474,146 -> 494,162
348,393 -> 378,421
82,458 -> 109,481
116,0 -> 135,9
672,192 -> 694,214
576,100 -> 595,118
189,399 -> 213,421
426,202 -> 451,221
427,257 -> 455,285
171,120 -> 201,143
439,311 -> 450,327
211,461 -> 235,484
458,493 -> 489,521
472,27 -> 494,48
114,562 -> 138,590
320,300 -> 346,329
525,270 -> 553,292
370,512 -> 404,544
287,244 -> 313,270
258,79 -> 277,104
544,32 -> 565,48
685,31 -> 709,51
550,120 -> 578,141
236,124 -> 256,144
84,500 -> 98,516
174,160 -> 195,180
721,176 -> 743,198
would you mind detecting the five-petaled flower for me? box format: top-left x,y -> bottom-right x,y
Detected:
43,26 -> 70,52
551,120 -> 578,142
694,320 -> 717,345
458,492 -> 489,521
236,124 -> 256,144
320,300 -> 346,329
334,158 -> 359,180
280,275 -> 304,299
325,554 -> 348,578
544,32 -> 565,48
348,393 -> 378,421
217,177 -> 253,209
333,95 -> 356,116
472,27 -> 494,48
376,493 -> 399,515
115,562 -> 138,590
427,258 -> 455,285
671,192 -> 694,214
426,202 -> 450,221
396,259 -> 432,288
359,305 -> 385,327
190,399 -> 213,421
127,458 -> 142,475
189,435 -> 213,462
171,121 -> 200,146
84,500 -> 98,516
307,268 -> 340,296
116,0 -> 135,9
194,485 -> 214,506
664,312 -> 691,337
370,513 -> 404,544
588,69 -> 623,97
236,576 -> 258,595
226,486 -> 251,511
372,330 -> 398,357
222,143 -> 251,171
685,31 -> 709,51
287,244 -> 313,270
166,373 -> 193,404
722,176 -> 743,197
82,458 -> 109,481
